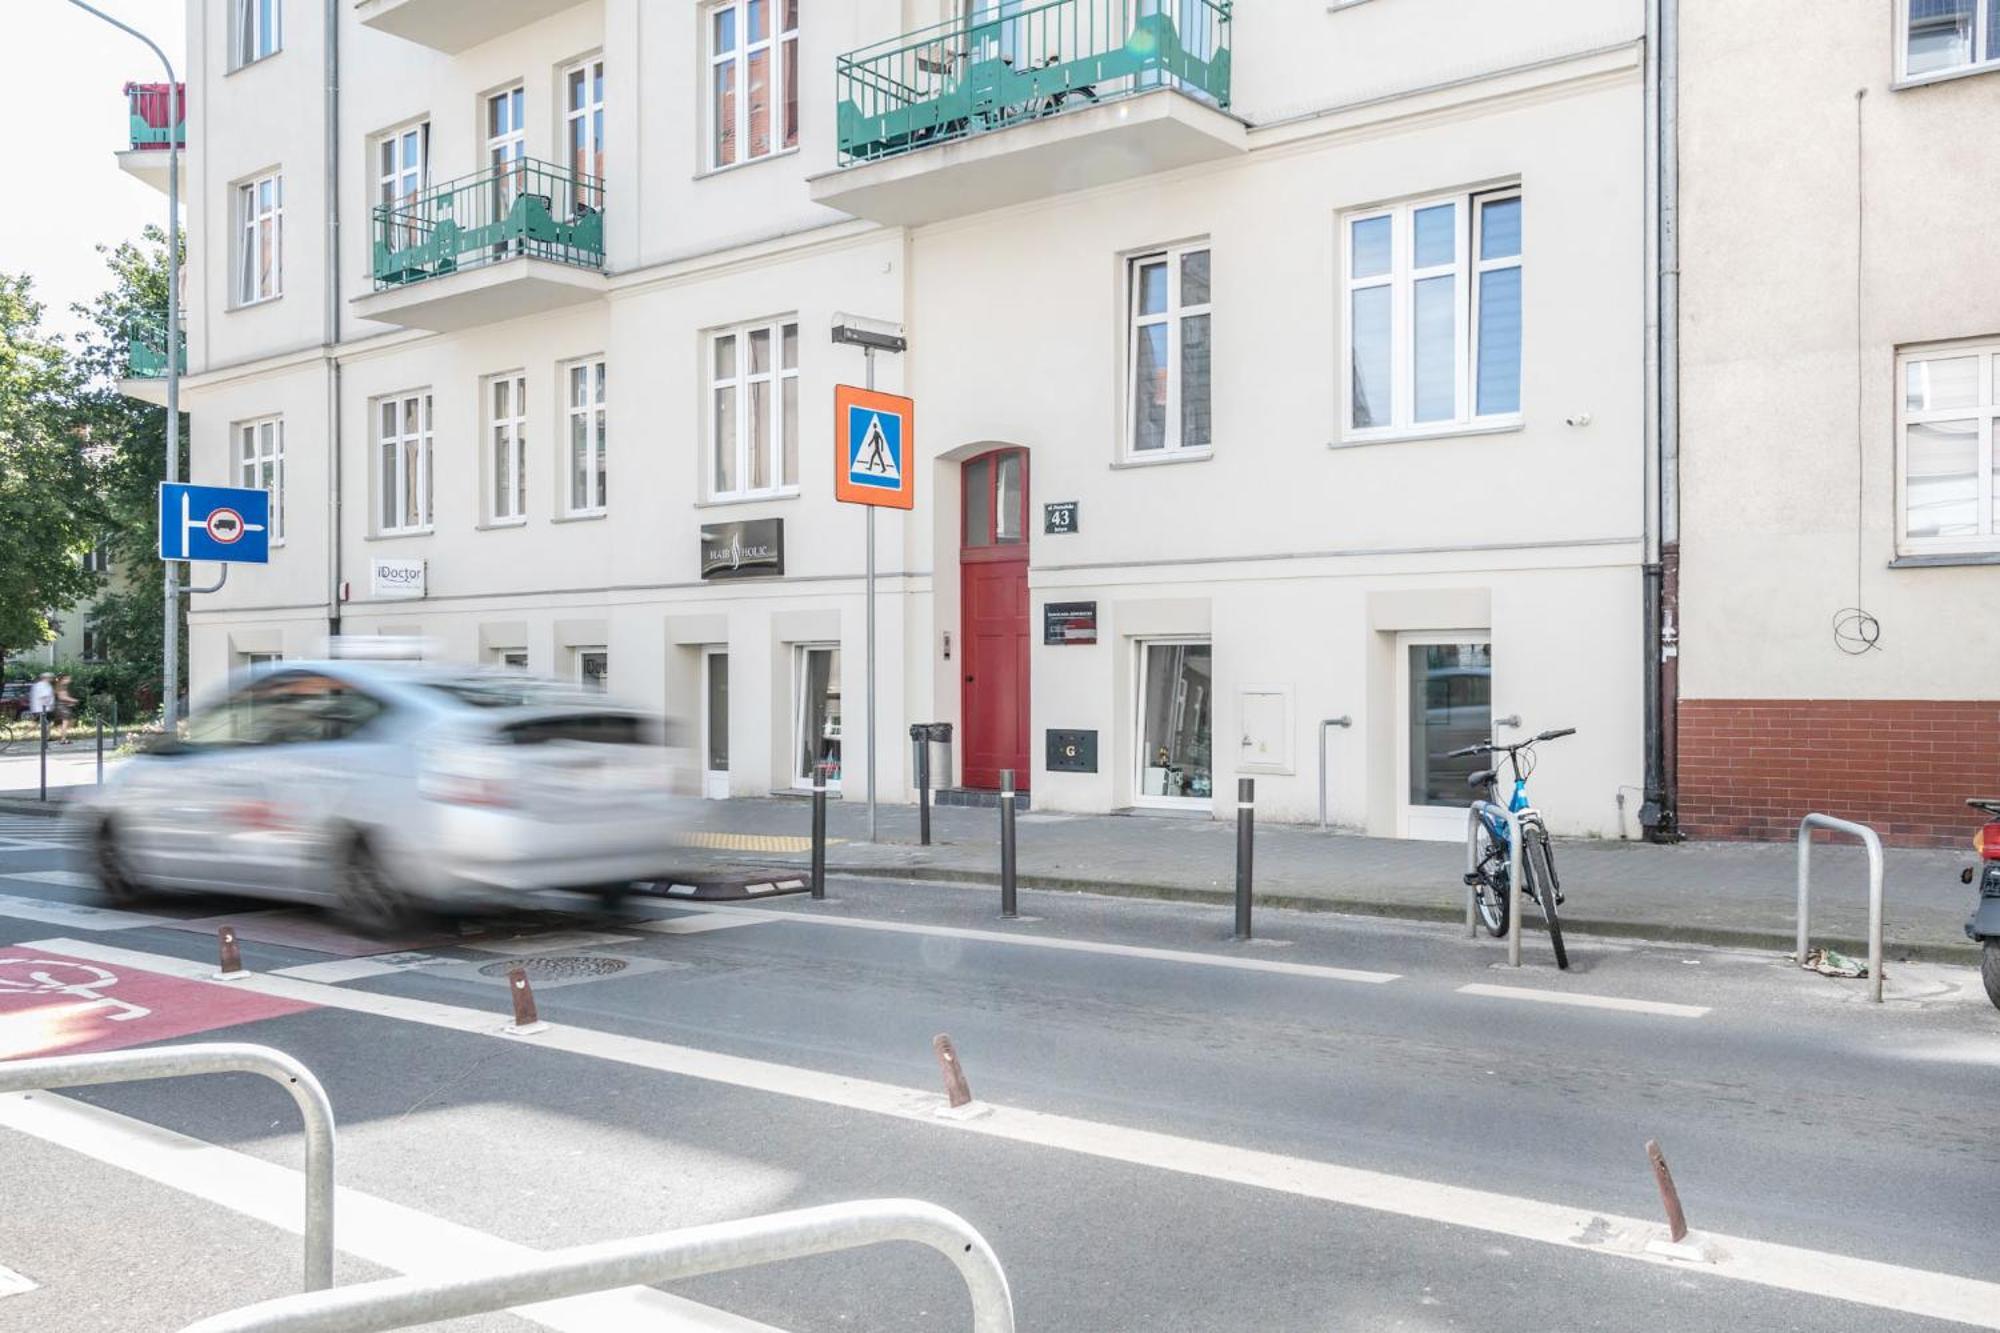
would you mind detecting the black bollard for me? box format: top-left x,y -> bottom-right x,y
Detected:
38,713 -> 49,802
1234,777 -> 1255,940
1000,768 -> 1018,919
96,716 -> 105,785
913,725 -> 932,847
810,761 -> 828,900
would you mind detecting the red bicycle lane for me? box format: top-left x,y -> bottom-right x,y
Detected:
0,948 -> 314,1060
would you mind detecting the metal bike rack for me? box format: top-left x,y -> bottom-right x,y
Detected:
182,1197 -> 1013,1333
1795,812 -> 1886,1003
1465,800 -> 1525,967
0,1042 -> 335,1290
1316,716 -> 1352,830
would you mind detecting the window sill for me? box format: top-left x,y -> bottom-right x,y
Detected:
478,517 -> 529,531
226,51 -> 283,76
552,510 -> 607,524
1892,61 -> 2000,92
1110,448 -> 1215,471
229,294 -> 284,313
1333,419 -> 1525,450
1888,550 -> 2000,568
366,528 -> 433,542
698,489 -> 800,509
695,146 -> 801,181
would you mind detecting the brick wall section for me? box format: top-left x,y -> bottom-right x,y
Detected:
1678,699 -> 2000,848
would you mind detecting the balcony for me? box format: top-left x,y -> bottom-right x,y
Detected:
355,0 -> 586,54
354,159 -> 607,332
810,0 -> 1242,226
119,318 -> 183,406
116,82 -> 186,198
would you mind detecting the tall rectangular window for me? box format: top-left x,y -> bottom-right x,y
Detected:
793,644 -> 841,786
1900,341 -> 2000,551
1127,244 -> 1212,456
487,87 -> 526,226
709,0 -> 798,169
488,373 -> 527,523
236,173 -> 283,305
237,416 -> 285,544
377,392 -> 433,534
564,58 -> 605,212
1901,0 -> 2000,79
1344,188 -> 1522,437
710,320 -> 800,498
566,359 -> 608,514
232,0 -> 282,68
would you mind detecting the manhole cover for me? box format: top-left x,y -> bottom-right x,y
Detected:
477,955 -> 629,981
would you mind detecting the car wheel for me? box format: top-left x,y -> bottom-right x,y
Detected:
94,819 -> 148,905
338,838 -> 410,934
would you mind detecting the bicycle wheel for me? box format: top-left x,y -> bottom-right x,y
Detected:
1522,823 -> 1569,970
1470,821 -> 1509,937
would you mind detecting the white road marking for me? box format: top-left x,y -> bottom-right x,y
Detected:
1456,983 -> 1710,1019
0,1262 -> 35,1298
271,953 -> 447,984
0,871 -> 100,889
463,930 -> 640,956
25,935 -> 1998,1328
0,1091 -> 780,1332
674,905 -> 1403,986
0,891 -> 170,932
634,915 -> 775,937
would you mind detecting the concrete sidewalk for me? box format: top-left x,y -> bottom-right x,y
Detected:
679,796 -> 1981,961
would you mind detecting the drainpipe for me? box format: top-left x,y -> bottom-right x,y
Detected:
1640,0 -> 1681,840
324,0 -> 343,640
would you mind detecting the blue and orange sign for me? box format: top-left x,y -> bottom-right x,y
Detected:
834,385 -> 915,510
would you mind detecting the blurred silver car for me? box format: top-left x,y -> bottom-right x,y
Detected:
69,660 -> 691,927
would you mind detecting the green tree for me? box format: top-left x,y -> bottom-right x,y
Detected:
0,273 -> 96,675
72,227 -> 188,713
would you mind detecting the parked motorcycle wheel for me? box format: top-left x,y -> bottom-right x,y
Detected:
1983,941 -> 2000,1012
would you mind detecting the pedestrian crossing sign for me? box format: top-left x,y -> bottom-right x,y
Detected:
834,384 -> 916,510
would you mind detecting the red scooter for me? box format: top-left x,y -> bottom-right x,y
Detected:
1961,799 -> 2000,1010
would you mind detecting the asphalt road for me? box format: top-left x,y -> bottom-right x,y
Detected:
0,815 -> 1995,1331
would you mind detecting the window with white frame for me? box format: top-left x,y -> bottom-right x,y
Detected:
710,320 -> 799,498
564,57 -> 605,211
488,373 -> 527,523
709,0 -> 799,169
486,87 -> 526,225
235,173 -> 283,305
377,392 -> 433,534
1128,244 -> 1212,456
376,123 -> 429,214
1344,189 -> 1521,437
1900,0 -> 2000,80
237,416 -> 285,544
231,0 -> 282,68
1899,341 -> 2000,551
565,359 -> 608,514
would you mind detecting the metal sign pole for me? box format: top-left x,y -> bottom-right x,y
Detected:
865,346 -> 878,844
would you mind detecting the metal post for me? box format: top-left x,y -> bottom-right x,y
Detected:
1507,813 -> 1524,968
1795,812 -> 1886,1003
864,346 -> 878,846
1235,777 -> 1255,940
96,716 -> 105,784
999,768 -> 1017,919
0,1042 -> 336,1292
1317,716 -> 1350,830
38,712 -> 49,802
1464,805 -> 1481,939
915,726 -> 932,846
810,762 -> 829,900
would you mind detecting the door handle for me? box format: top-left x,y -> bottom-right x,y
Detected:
964,675 -> 975,683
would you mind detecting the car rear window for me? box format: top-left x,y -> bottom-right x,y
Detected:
501,714 -> 653,746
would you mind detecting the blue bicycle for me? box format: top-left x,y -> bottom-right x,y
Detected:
1456,727 -> 1574,969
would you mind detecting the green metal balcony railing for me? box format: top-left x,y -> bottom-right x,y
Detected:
835,0 -> 1231,167
371,158 -> 604,290
125,81 -> 185,151
126,320 -> 184,378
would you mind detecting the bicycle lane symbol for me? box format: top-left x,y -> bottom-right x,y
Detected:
0,948 -> 315,1059
0,957 -> 153,1022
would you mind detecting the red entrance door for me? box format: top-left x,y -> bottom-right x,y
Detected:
960,449 -> 1030,790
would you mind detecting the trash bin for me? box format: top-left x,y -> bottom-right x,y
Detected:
910,722 -> 954,789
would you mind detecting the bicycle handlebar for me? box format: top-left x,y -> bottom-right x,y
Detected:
1446,727 -> 1577,760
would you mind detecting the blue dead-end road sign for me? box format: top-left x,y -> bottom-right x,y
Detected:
158,482 -> 271,564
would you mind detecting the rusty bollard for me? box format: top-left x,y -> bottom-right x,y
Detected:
1646,1139 -> 1689,1243
504,965 -> 548,1035
933,1033 -> 973,1109
215,925 -> 248,980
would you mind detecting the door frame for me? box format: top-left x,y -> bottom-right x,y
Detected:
700,646 -> 729,800
1394,630 -> 1492,840
1132,636 -> 1213,810
958,446 -> 1031,791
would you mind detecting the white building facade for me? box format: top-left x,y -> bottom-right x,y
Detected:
149,0 -> 1661,837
